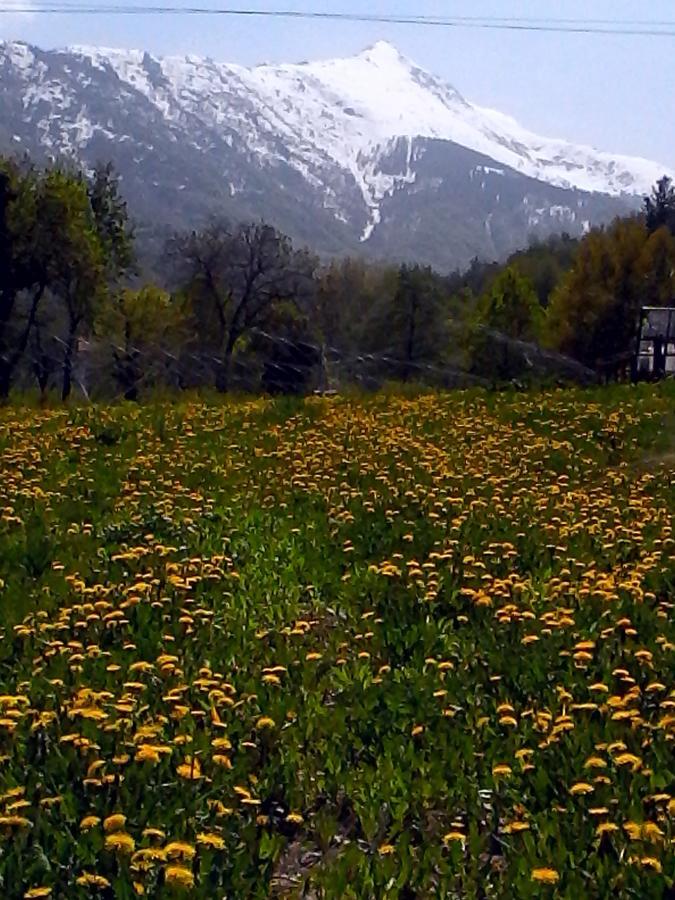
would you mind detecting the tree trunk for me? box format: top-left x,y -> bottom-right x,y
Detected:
32,318 -> 52,399
0,359 -> 11,403
61,339 -> 74,401
61,321 -> 79,402
123,362 -> 139,402
404,296 -> 418,383
216,332 -> 238,393
0,284 -> 45,401
114,322 -> 141,401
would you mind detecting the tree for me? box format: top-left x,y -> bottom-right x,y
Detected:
0,158 -> 138,401
38,168 -> 106,400
640,225 -> 675,308
546,217 -> 675,373
396,265 -> 448,381
314,258 -> 378,351
0,160 -> 47,400
469,265 -> 543,380
170,220 -> 316,391
644,176 -> 675,235
362,264 -> 450,383
97,285 -> 188,400
251,299 -> 322,395
88,162 -> 135,282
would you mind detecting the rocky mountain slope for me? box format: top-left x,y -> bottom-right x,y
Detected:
0,39 -> 670,269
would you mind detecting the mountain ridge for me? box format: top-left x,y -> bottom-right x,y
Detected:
1,39 -> 671,269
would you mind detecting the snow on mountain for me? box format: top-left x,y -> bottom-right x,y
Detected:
1,39 -> 671,268
71,39 -> 668,193
278,40 -> 666,195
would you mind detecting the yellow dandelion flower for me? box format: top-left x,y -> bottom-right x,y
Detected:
104,832 -> 135,854
641,822 -> 664,843
0,816 -> 31,828
378,843 -> 395,855
134,745 -> 162,764
638,857 -> 662,873
499,716 -> 518,727
132,848 -> 167,866
165,841 -> 196,861
5,800 -> 30,813
165,866 -> 195,888
614,753 -> 642,771
255,717 -> 275,730
176,757 -> 202,780
531,868 -> 559,883
596,822 -> 619,836
569,782 -> 594,795
492,764 -> 512,777
443,831 -> 466,843
80,815 -> 101,831
75,874 -> 111,889
24,889 -> 51,899
196,832 -> 225,850
623,822 -> 642,840
103,814 -> 126,833
0,787 -> 25,802
142,828 -> 166,841
583,757 -> 606,769
285,812 -> 304,825
503,821 -> 530,834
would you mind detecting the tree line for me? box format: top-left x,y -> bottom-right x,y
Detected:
1,154 -> 674,401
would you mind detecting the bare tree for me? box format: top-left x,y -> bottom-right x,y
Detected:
169,220 -> 315,390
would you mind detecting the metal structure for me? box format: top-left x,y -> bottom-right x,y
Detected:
634,306 -> 675,380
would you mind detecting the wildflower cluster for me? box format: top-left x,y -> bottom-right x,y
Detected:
0,386 -> 673,897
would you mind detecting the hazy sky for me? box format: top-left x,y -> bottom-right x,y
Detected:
2,0 -> 674,168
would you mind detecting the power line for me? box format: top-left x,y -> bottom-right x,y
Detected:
6,1 -> 675,24
3,6 -> 675,38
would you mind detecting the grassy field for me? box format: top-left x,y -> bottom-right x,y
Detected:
0,385 -> 673,899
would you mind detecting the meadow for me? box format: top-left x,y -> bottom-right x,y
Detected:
0,385 -> 673,899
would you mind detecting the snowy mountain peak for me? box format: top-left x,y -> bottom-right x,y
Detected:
0,39 -> 672,268
356,40 -> 411,67
21,38 -> 669,198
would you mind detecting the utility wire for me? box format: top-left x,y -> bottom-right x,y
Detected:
3,5 -> 675,37
4,0 -> 675,22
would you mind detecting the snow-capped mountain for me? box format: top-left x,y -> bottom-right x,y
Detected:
0,39 -> 670,269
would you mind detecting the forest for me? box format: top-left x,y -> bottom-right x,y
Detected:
2,155 -> 675,401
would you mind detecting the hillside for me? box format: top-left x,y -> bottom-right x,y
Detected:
1,39 -> 671,267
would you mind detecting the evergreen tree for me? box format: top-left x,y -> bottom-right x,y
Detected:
644,176 -> 675,235
88,162 -> 135,282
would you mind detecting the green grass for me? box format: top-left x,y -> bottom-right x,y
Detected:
0,383 -> 673,898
